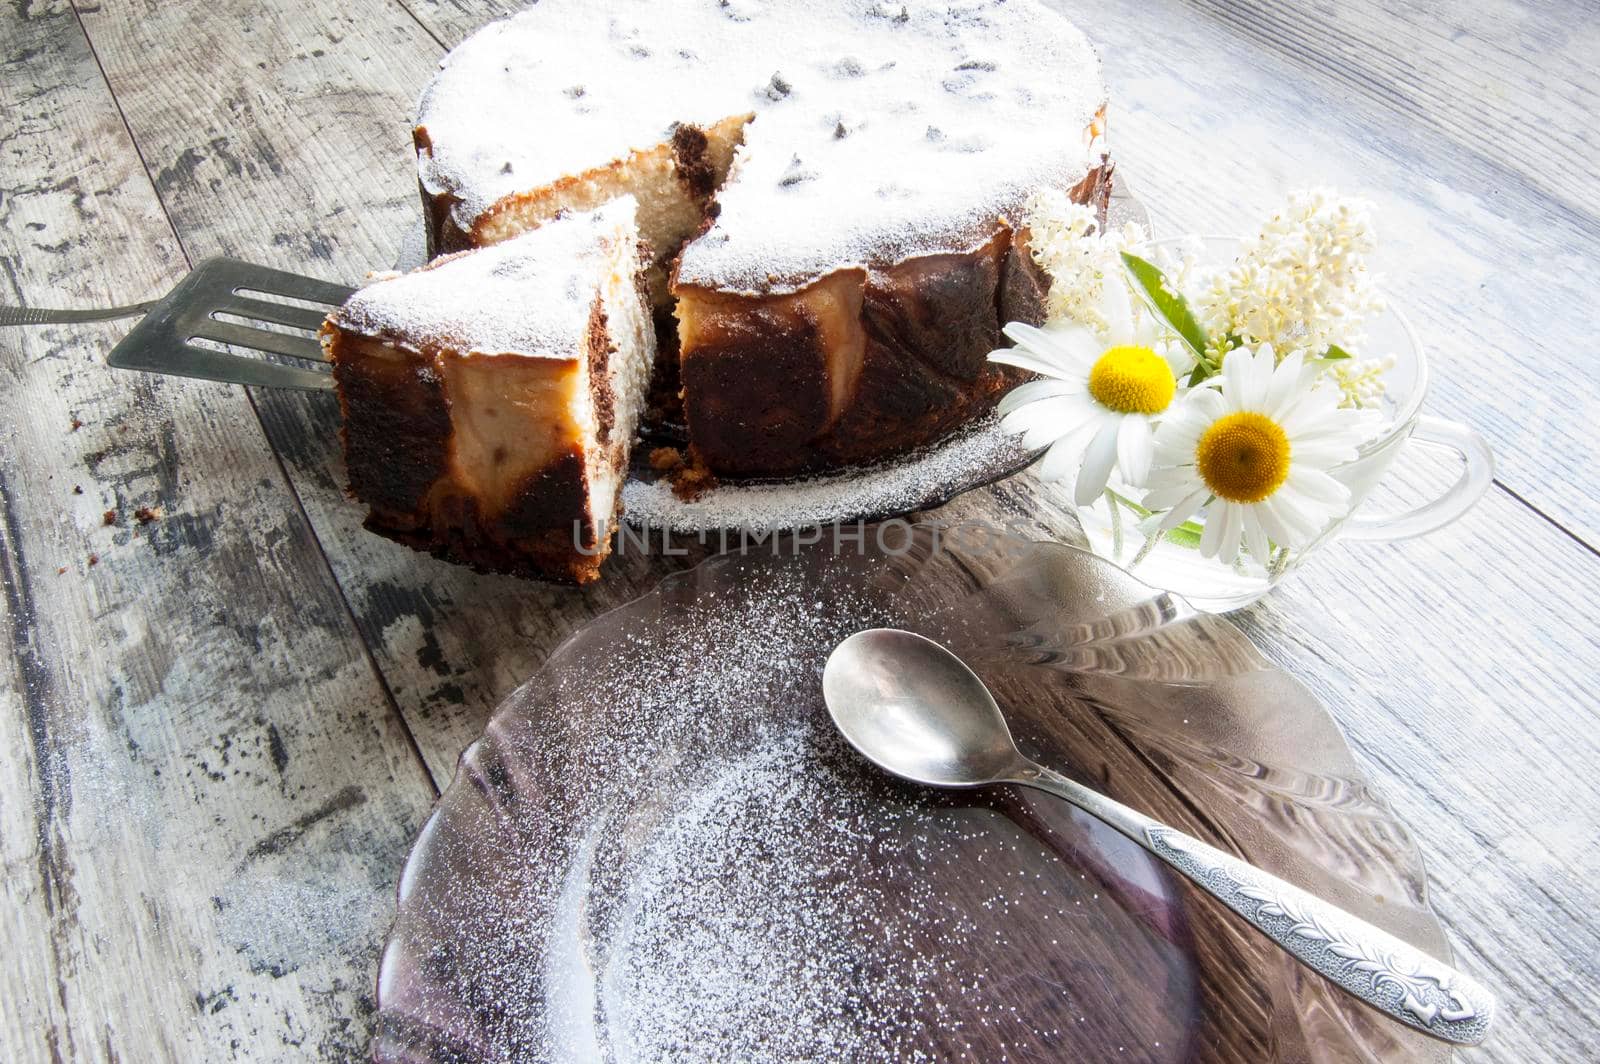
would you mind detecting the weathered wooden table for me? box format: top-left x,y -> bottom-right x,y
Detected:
3,1 -> 1595,1060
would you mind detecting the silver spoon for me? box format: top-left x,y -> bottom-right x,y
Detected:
822,628 -> 1493,1046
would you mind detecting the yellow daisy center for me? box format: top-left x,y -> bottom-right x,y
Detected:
1196,412 -> 1292,503
1087,345 -> 1176,415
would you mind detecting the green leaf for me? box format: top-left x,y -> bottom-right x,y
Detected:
1121,252 -> 1210,358
1322,343 -> 1355,361
1164,521 -> 1204,549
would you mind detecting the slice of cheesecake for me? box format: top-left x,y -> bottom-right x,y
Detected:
323,198 -> 654,583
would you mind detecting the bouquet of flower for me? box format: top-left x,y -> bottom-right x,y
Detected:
992,188 -> 1392,570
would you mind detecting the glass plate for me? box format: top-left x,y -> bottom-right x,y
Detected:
373,527 -> 1451,1063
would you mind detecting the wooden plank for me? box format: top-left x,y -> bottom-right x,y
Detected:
1230,461 -> 1600,1064
1185,0 -> 1600,230
399,0 -> 516,45
0,4 -> 437,1060
1043,0 -> 1600,545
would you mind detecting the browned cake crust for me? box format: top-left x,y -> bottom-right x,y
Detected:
673,161 -> 1112,477
326,317 -> 614,585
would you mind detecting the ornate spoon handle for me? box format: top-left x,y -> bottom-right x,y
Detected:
1014,762 -> 1494,1046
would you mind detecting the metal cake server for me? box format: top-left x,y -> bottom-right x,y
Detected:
0,258 -> 351,392
821,628 -> 1494,1046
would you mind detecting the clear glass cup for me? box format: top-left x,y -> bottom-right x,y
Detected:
1075,237 -> 1494,612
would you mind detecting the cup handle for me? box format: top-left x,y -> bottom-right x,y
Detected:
1341,415 -> 1494,542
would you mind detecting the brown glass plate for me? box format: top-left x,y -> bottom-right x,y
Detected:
373,526 -> 1452,1063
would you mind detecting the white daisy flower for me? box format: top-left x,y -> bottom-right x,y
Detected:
990,284 -> 1191,506
1140,344 -> 1379,564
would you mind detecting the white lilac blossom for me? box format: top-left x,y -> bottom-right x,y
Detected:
1197,188 -> 1383,361
1022,188 -> 1149,333
1329,353 -> 1397,409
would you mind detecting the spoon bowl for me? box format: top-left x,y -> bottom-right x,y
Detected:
822,628 -> 1022,787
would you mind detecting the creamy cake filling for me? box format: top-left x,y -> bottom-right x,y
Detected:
582,240 -> 657,542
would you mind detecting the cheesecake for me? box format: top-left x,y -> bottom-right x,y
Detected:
413,0 -> 1112,479
324,199 -> 653,583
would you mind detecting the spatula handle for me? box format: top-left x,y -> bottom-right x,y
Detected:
0,300 -> 158,326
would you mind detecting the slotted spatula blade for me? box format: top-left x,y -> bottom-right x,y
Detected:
105,257 -> 355,392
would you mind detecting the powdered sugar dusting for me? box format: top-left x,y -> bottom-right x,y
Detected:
622,411 -> 1036,532
417,0 -> 1104,293
332,198 -> 636,357
594,730 -> 973,1062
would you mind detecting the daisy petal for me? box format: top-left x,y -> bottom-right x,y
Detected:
1134,305 -> 1160,348
1156,486 -> 1210,531
1098,278 -> 1135,343
1265,349 -> 1306,417
1277,392 -> 1346,436
1038,425 -> 1094,483
1142,466 -> 1195,494
998,378 -> 1084,416
1220,502 -> 1244,564
999,396 -> 1077,439
1017,403 -> 1096,450
1222,345 -> 1256,410
1002,321 -> 1100,362
1074,419 -> 1123,506
1190,387 -> 1227,420
1287,438 -> 1363,466
1242,508 -> 1271,565
1199,501 -> 1230,558
1237,345 -> 1272,410
989,347 -> 1074,379
1287,467 -> 1351,507
1253,498 -> 1296,547
1266,490 -> 1327,542
1142,480 -> 1196,512
1116,416 -> 1155,486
